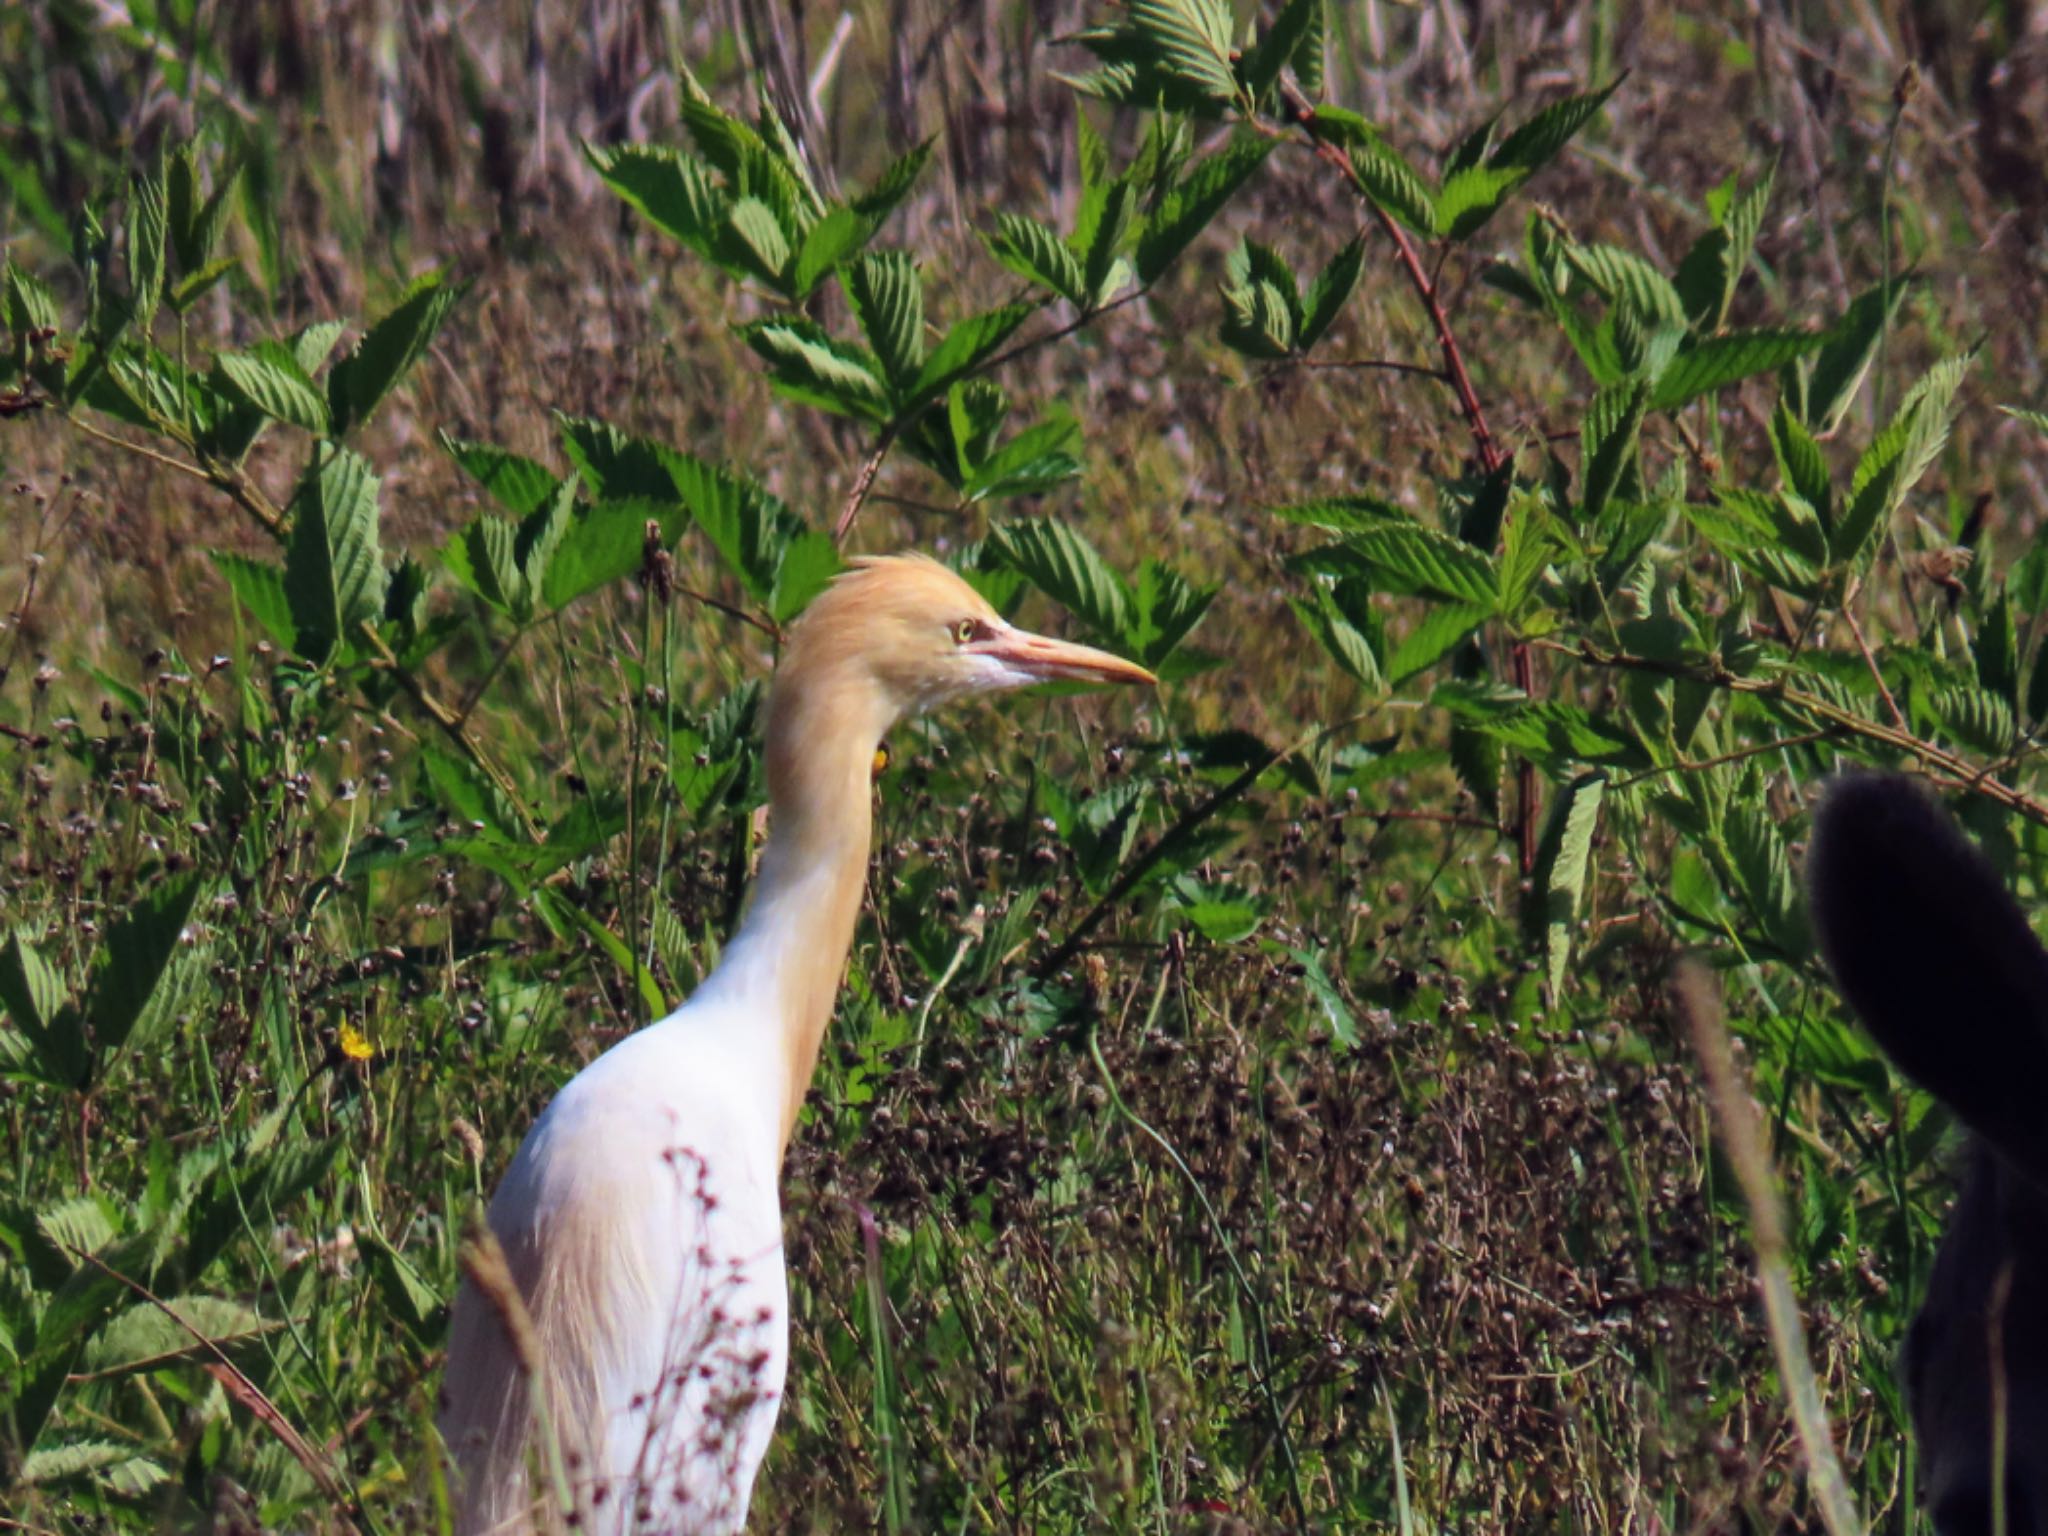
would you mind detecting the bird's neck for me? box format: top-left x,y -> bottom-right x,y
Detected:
709,668 -> 888,1157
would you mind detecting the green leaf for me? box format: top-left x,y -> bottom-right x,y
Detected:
1129,559 -> 1216,667
740,317 -> 892,421
166,145 -> 240,274
79,1295 -> 273,1377
1489,79 -> 1620,177
292,318 -> 347,377
988,519 -> 1132,639
1388,600 -> 1490,683
723,195 -> 793,288
1127,0 -> 1241,103
1289,586 -> 1382,691
1932,683 -> 2017,756
515,476 -> 577,612
1769,399 -> 1831,520
1833,354 -> 1968,569
666,452 -> 796,607
1580,377 -> 1650,518
284,446 -> 387,663
986,213 -> 1084,304
89,872 -> 203,1062
1525,770 -> 1605,996
5,260 -> 59,337
792,206 -> 879,298
1315,116 -> 1434,234
584,141 -> 728,263
1242,0 -> 1324,101
1332,521 -> 1499,606
771,531 -> 842,625
1134,135 -> 1275,285
851,140 -> 935,220
1563,242 -> 1686,329
844,251 -> 925,390
362,1235 -> 446,1349
541,499 -> 683,613
126,167 -> 167,336
327,270 -> 467,437
210,552 -> 298,651
0,931 -> 86,1089
1297,236 -> 1365,350
1290,946 -> 1359,1046
556,414 -> 683,502
1432,164 -> 1523,241
444,515 -> 522,616
908,303 -> 1037,404
1650,328 -> 1825,412
1082,180 -> 1137,307
1803,281 -> 1907,437
1673,158 -> 1775,329
439,432 -> 558,517
213,346 -> 329,433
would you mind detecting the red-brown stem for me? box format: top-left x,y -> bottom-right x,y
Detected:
1278,82 -> 1538,874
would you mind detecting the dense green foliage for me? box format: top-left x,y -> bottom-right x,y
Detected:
4,3 -> 2048,1531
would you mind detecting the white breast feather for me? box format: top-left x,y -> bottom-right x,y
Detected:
440,1005 -> 790,1535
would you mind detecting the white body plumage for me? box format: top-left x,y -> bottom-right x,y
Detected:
437,557 -> 1153,1533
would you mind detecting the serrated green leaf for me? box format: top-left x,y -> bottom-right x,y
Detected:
908,302 -> 1036,403
1721,800 -> 1806,957
539,499 -> 677,613
1083,180 -> 1137,306
1564,242 -> 1686,328
126,167 -> 167,336
284,446 -> 387,662
1526,770 -> 1605,995
1338,132 -> 1436,235
1769,399 -> 1831,520
1242,0 -> 1323,101
1580,377 -> 1650,519
214,347 -> 329,433
740,317 -> 892,421
1976,591 -> 2019,707
327,270 -> 467,436
852,140 -> 935,220
845,251 -> 925,389
1432,164 -> 1523,241
1130,559 -> 1215,667
724,195 -> 793,288
1803,281 -> 1907,437
1932,683 -> 2017,755
6,261 -> 60,337
514,475 -> 576,613
1489,79 -> 1620,176
1289,587 -> 1382,691
79,1294 -> 274,1378
439,432 -> 557,517
1388,599 -> 1489,683
771,530 -> 842,624
292,318 -> 346,377
792,206 -> 879,298
1134,135 -> 1275,284
0,931 -> 85,1088
556,414 -> 683,502
89,872 -> 202,1062
1334,521 -> 1499,606
584,141 -> 729,262
1833,354 -> 1968,568
211,551 -> 298,652
1128,0 -> 1241,102
987,213 -> 1084,304
1651,327 -> 1825,411
1297,236 -> 1363,350
667,452 -> 797,607
1673,158 -> 1775,329
988,519 -> 1132,639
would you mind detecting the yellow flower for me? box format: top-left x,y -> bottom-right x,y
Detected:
339,1022 -> 375,1063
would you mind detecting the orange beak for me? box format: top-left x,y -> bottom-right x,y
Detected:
972,624 -> 1158,687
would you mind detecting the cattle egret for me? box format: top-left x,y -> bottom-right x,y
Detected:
439,554 -> 1155,1533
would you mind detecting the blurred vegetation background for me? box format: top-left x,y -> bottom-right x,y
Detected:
3,0 -> 2048,1531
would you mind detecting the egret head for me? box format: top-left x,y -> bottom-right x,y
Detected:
773,554 -> 1155,732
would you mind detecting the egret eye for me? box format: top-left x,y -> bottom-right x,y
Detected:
953,618 -> 980,645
